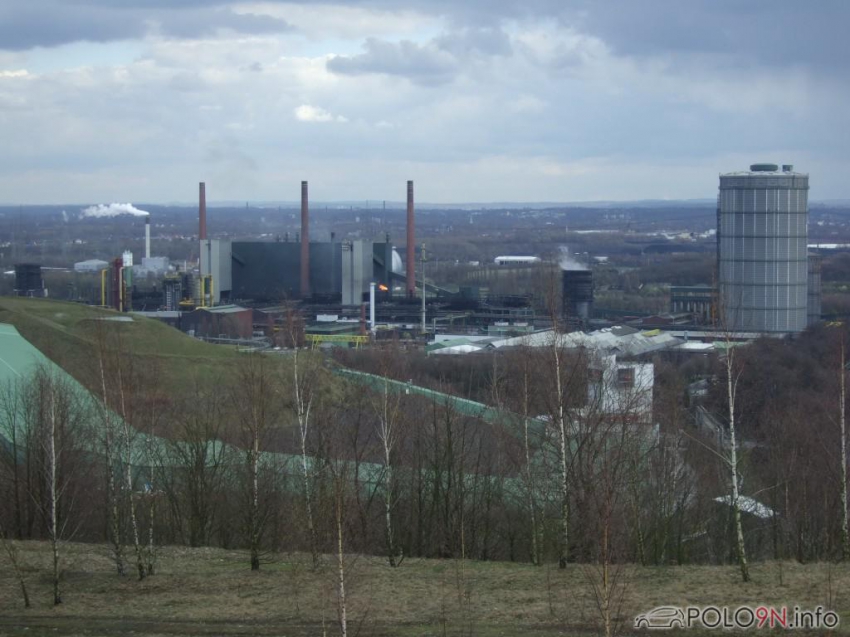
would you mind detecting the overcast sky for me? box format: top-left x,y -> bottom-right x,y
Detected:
1,0 -> 848,204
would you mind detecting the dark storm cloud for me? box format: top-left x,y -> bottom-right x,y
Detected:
0,0 -> 291,50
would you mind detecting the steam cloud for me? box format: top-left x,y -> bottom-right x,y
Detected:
81,203 -> 150,218
559,246 -> 586,271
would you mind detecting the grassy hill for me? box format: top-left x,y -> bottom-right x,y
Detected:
0,541 -> 847,636
0,297 -> 240,392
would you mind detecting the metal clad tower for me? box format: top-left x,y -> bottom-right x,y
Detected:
718,163 -> 809,333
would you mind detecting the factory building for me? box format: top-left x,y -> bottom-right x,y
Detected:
717,163 -> 809,333
199,180 -> 413,306
200,238 -> 399,305
562,268 -> 593,327
670,285 -> 715,323
183,305 -> 255,340
13,264 -> 46,298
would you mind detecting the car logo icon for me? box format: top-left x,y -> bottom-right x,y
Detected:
635,606 -> 686,629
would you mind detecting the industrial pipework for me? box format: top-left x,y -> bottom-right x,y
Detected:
199,274 -> 214,308
301,180 -> 310,298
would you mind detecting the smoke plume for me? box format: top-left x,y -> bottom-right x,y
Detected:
81,203 -> 150,218
559,246 -> 586,271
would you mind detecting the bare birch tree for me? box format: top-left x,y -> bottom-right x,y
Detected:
541,272 -> 577,569
91,320 -> 125,575
31,367 -> 85,605
371,345 -> 405,566
115,348 -> 145,581
162,380 -> 229,548
232,353 -> 278,571
285,309 -> 321,569
509,348 -> 542,566
0,379 -> 28,541
0,520 -> 30,608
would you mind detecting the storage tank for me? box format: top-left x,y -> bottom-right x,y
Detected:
717,164 -> 809,333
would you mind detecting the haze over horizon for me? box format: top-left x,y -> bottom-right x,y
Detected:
1,0 -> 848,204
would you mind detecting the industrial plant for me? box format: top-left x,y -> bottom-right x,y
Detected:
6,162 -> 828,349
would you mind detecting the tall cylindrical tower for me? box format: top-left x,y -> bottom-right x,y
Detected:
718,163 -> 809,333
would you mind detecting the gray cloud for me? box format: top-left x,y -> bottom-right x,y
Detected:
0,1 -> 291,50
564,0 -> 850,71
327,25 -> 512,84
327,38 -> 457,85
435,26 -> 512,57
2,0 -> 848,78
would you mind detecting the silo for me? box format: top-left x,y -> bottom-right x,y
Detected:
717,164 -> 809,333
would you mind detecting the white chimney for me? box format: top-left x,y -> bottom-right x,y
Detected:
145,215 -> 151,260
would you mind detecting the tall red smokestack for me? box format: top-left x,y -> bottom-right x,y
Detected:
406,180 -> 415,298
199,182 -> 207,240
301,180 -> 310,298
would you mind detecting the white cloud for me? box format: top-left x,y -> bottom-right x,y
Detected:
294,104 -> 348,123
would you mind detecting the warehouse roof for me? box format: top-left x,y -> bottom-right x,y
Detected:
203,304 -> 250,314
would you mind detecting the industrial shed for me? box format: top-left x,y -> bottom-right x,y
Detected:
182,304 -> 254,340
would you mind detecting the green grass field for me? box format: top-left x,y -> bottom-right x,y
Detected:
0,297 -> 240,392
0,541 -> 847,636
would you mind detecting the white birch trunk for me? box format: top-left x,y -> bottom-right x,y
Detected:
117,365 -> 145,581
46,378 -> 61,605
98,352 -> 125,576
726,351 -> 749,582
553,343 -> 570,568
336,488 -> 348,637
379,377 -> 397,566
293,347 -> 319,569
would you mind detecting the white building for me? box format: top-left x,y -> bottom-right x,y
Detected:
494,255 -> 541,265
132,256 -> 170,277
74,259 -> 109,273
587,353 -> 654,422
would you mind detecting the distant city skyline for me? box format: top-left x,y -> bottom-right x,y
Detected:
1,0 -> 848,204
